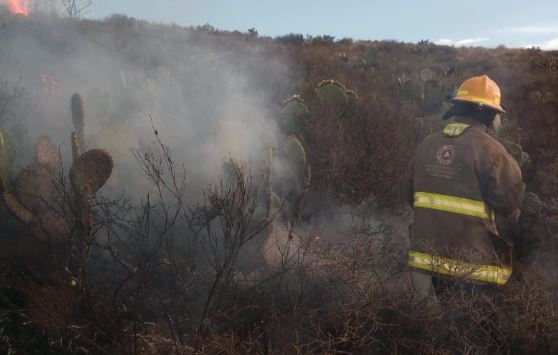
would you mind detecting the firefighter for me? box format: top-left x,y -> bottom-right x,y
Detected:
404,75 -> 526,298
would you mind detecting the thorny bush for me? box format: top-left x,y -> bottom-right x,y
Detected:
1,15 -> 558,354
0,131 -> 556,354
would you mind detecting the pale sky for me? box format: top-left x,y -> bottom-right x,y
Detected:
84,0 -> 558,49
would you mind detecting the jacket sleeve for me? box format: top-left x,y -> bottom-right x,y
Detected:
485,151 -> 526,221
402,155 -> 415,207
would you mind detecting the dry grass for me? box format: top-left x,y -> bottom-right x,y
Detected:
1,15 -> 558,354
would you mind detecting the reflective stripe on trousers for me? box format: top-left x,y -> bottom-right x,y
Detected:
408,250 -> 511,286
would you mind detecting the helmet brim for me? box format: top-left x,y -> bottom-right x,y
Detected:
449,98 -> 506,114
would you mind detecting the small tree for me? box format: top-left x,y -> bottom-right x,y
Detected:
247,28 -> 258,37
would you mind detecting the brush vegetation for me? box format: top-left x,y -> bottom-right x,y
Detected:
0,13 -> 558,354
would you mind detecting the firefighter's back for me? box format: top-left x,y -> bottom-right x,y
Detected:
409,119 -> 514,285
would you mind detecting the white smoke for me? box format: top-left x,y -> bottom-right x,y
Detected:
31,0 -> 59,14
0,12 -> 293,200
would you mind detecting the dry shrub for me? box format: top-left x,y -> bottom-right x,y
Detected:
304,92 -> 418,205
2,140 -> 557,354
2,16 -> 558,354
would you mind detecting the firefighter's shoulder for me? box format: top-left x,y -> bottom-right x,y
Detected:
472,128 -> 508,155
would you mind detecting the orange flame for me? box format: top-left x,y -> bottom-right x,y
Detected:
5,0 -> 29,16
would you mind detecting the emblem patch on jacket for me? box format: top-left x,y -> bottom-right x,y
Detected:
436,145 -> 455,166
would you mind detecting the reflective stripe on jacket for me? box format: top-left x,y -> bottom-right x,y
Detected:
404,118 -> 526,286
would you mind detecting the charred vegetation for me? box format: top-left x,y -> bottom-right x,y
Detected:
0,11 -> 557,354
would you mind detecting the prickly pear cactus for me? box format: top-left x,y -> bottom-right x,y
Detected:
367,48 -> 379,68
6,136 -> 65,241
346,89 -> 359,102
316,79 -> 349,108
269,134 -> 308,224
71,148 -> 113,242
15,163 -> 54,211
420,68 -> 434,82
422,79 -> 447,114
71,93 -> 86,150
2,130 -> 16,158
283,135 -> 307,185
70,149 -> 114,198
0,131 -> 34,227
71,132 -> 82,162
502,140 -> 530,170
70,93 -> 115,244
36,136 -> 60,172
279,96 -> 310,136
272,79 -> 357,223
2,192 -> 33,224
0,94 -> 113,243
401,80 -> 424,102
260,133 -> 276,219
264,80 -> 359,269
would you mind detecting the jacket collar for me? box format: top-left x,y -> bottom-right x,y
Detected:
452,116 -> 488,132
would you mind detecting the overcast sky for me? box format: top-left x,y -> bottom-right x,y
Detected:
85,0 -> 557,49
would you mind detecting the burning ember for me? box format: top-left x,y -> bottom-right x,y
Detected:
1,0 -> 29,16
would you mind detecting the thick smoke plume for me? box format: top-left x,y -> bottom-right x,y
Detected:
0,12 -> 294,200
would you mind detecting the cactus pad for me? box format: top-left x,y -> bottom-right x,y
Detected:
279,96 -> 310,135
2,192 -> 33,224
422,80 -> 446,113
36,136 -> 60,172
71,93 -> 85,147
71,132 -> 82,162
503,141 -> 526,167
2,131 -> 17,165
401,80 -> 424,102
270,191 -> 281,213
262,132 -> 278,151
420,68 -> 434,82
316,80 -> 349,108
346,89 -> 359,113
33,209 -> 66,242
70,149 -> 114,197
283,135 -> 307,183
15,165 -> 53,211
346,89 -> 359,101
367,48 -> 379,66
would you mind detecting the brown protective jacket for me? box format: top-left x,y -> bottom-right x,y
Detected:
404,117 -> 526,283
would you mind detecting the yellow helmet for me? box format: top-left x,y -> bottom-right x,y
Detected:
450,75 -> 505,113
